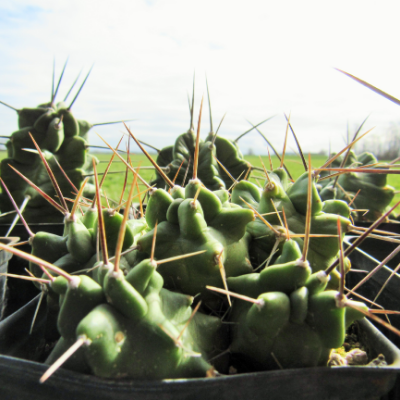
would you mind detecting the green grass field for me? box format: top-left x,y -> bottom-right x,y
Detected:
92,152 -> 400,208
1,150 -> 399,209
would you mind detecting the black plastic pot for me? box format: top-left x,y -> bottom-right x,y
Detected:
0,237 -> 20,320
0,314 -> 399,400
0,223 -> 64,319
346,236 -> 400,348
353,222 -> 400,236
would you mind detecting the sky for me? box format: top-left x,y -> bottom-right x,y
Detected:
1,0 -> 400,157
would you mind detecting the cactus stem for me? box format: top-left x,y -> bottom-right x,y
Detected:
335,68 -> 400,106
326,199 -> 400,275
345,301 -> 400,337
351,243 -> 400,296
337,218 -> 345,301
267,147 -> 273,171
317,172 -> 343,182
211,113 -> 227,147
284,113 -> 307,172
228,170 -> 246,191
52,57 -> 69,105
93,119 -> 137,127
68,178 -> 89,221
63,69 -> 82,102
349,225 -> 400,237
112,186 -> 151,214
97,133 -> 151,189
156,250 -> 207,265
8,240 -> 28,247
190,71 -> 195,131
0,100 -> 20,112
187,92 -> 192,122
335,183 -> 353,204
291,234 -> 339,238
0,243 -> 73,280
373,263 -> 400,305
150,221 -> 158,263
177,301 -> 202,341
103,190 -> 111,210
332,115 -> 370,188
191,186 -> 202,208
182,157 -> 191,187
217,252 -> 231,306
68,65 -> 93,110
320,167 -> 400,175
125,124 -> 174,188
243,165 -> 252,181
281,207 -> 290,241
93,158 -> 109,265
40,336 -> 91,384
254,238 -> 281,272
348,230 -> 400,244
169,159 -> 186,192
29,133 -> 69,212
280,112 -> 290,169
30,288 -> 46,335
50,57 -> 55,104
53,157 -> 79,195
55,114 -> 64,130
157,323 -> 183,348
206,76 -> 214,135
0,272 -> 51,284
0,179 -> 33,237
114,173 -> 138,273
345,286 -> 384,309
240,196 -> 281,236
136,179 -> 144,217
213,155 -> 237,184
192,96 -> 204,181
301,155 -> 313,262
235,116 -> 276,143
271,352 -> 284,370
8,164 -> 66,214
317,128 -> 374,172
91,136 -> 124,209
87,145 -> 127,154
206,285 -> 263,306
37,265 -> 55,282
259,156 -> 270,179
270,199 -> 284,229
368,310 -> 400,315
251,123 -> 294,181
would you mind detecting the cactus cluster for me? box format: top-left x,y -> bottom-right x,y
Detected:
318,151 -> 395,221
0,66 -> 101,223
231,167 -> 352,288
0,78 -> 378,383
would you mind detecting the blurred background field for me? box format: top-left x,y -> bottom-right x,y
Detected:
1,150 -> 398,210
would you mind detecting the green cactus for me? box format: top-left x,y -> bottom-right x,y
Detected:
231,168 -> 351,288
45,258 -> 228,379
226,239 -> 368,371
0,65 -> 101,223
132,181 -> 254,304
318,151 -> 395,221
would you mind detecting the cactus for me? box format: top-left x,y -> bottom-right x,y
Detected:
225,238 -> 367,370
0,63 -> 137,224
231,166 -> 351,289
150,80 -> 262,191
3,76 -> 398,385
45,263 -> 228,379
132,181 -> 254,305
318,150 -> 395,221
